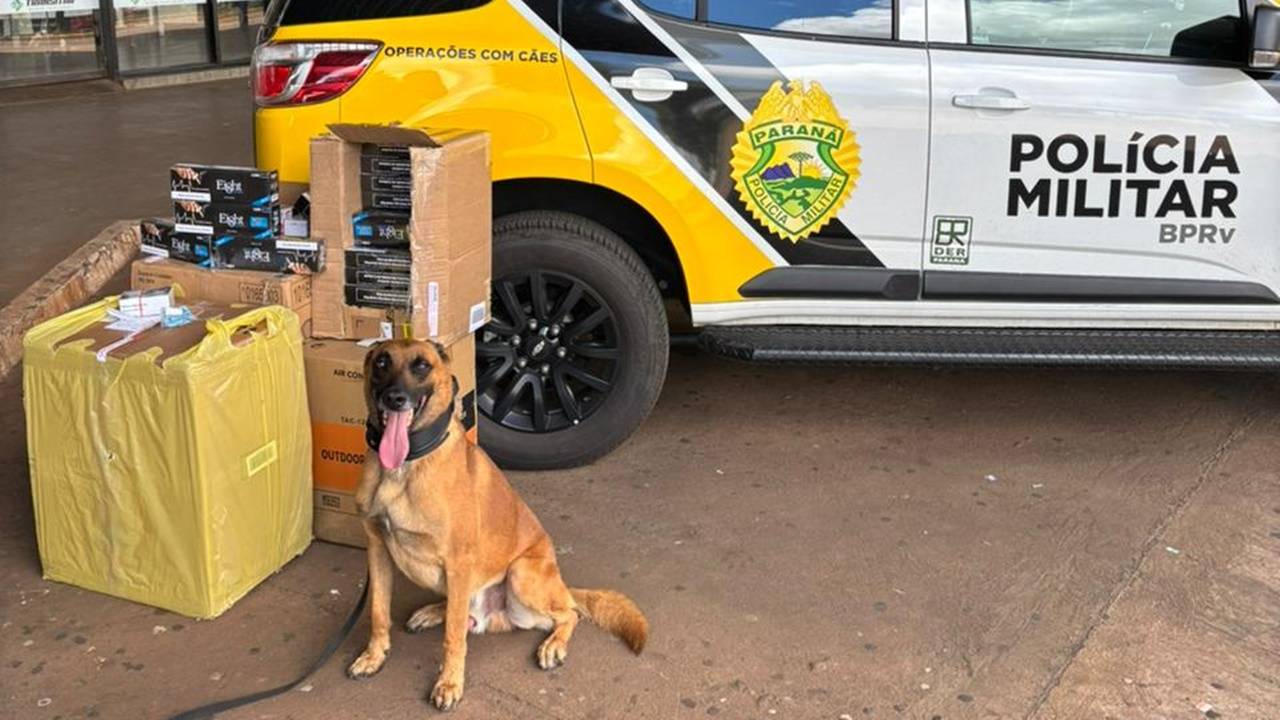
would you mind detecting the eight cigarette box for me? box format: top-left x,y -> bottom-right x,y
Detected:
170,164 -> 279,205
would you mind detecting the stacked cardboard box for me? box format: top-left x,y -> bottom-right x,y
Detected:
310,125 -> 491,344
126,126 -> 492,548
304,335 -> 477,547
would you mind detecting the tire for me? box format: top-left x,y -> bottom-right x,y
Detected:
477,211 -> 669,470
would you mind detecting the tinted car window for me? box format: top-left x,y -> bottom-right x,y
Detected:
640,0 -> 696,19
706,0 -> 893,40
970,0 -> 1247,62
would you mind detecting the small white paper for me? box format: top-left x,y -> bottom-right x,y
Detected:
428,282 -> 440,338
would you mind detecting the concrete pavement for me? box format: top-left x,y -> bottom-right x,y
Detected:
1,80 -> 1278,720
2,353 -> 1278,719
0,79 -> 252,306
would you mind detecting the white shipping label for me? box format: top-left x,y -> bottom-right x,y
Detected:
174,223 -> 213,236
428,282 -> 440,338
275,239 -> 320,252
468,302 -> 487,333
139,245 -> 170,258
170,190 -> 212,203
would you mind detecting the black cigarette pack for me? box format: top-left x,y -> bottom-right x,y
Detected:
352,210 -> 411,247
361,172 -> 413,195
213,236 -> 325,273
344,266 -> 411,288
361,188 -> 412,212
140,220 -> 215,266
362,143 -> 410,159
345,284 -> 412,310
170,164 -> 279,205
174,200 -> 280,238
360,155 -> 412,175
345,247 -> 412,273
139,218 -> 173,248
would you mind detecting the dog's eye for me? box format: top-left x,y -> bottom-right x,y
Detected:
410,357 -> 430,376
374,353 -> 391,372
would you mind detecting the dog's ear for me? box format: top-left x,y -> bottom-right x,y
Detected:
431,341 -> 449,364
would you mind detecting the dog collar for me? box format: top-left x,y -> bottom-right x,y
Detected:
366,405 -> 452,463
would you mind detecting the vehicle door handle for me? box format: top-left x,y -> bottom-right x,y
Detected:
952,93 -> 1030,111
610,67 -> 689,103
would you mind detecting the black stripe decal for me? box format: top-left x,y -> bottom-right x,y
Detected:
741,266 -> 919,300
561,0 -> 884,268
923,271 -> 1280,304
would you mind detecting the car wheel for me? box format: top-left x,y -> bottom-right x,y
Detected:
477,211 -> 669,470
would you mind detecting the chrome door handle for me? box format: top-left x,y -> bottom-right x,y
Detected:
610,67 -> 689,102
953,93 -> 1030,111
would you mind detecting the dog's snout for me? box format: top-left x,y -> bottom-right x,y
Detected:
381,388 -> 411,411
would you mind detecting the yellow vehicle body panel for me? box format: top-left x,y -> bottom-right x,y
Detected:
253,1 -> 773,305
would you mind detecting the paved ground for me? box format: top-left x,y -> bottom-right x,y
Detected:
2,82 -> 1279,720
0,79 -> 252,306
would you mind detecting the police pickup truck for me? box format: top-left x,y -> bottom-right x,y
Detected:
255,0 -> 1280,468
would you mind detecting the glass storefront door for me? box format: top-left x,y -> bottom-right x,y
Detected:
113,1 -> 212,72
0,2 -> 106,85
0,0 -> 265,87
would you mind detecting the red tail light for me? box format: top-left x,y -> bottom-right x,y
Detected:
252,41 -> 381,107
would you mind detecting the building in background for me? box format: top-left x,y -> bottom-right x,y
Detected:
1,0 -> 264,87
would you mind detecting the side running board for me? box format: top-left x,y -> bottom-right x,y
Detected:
699,326 -> 1280,369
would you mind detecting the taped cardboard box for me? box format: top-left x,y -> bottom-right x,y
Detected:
304,334 -> 477,547
309,125 -> 491,344
131,256 -> 313,336
23,299 -> 312,618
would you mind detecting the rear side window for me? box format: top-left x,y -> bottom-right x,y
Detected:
705,0 -> 893,40
271,0 -> 491,26
640,0 -> 696,19
969,0 -> 1247,62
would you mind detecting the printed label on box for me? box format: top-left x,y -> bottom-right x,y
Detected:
469,302 -> 486,333
428,282 -> 440,338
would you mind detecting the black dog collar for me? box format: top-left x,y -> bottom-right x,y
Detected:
366,406 -> 452,463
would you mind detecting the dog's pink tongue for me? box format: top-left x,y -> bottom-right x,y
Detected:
379,410 -> 413,470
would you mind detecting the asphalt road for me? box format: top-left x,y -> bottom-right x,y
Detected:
1,81 -> 1278,720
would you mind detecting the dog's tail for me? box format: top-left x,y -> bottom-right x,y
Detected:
570,588 -> 648,654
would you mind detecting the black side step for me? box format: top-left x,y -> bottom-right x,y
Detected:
699,326 -> 1280,369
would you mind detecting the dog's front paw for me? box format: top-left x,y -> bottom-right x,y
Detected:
429,677 -> 465,711
347,647 -> 388,679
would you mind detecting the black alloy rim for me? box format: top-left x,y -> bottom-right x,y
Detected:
478,270 -> 621,433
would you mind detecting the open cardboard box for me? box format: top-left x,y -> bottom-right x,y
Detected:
310,125 -> 492,344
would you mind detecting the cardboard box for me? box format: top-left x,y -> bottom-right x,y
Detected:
305,334 -> 477,547
140,219 -> 216,266
131,257 -> 313,335
310,125 -> 492,343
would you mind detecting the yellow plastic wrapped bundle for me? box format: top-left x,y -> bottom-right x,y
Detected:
23,298 -> 312,618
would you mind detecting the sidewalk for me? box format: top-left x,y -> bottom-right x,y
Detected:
0,79 -> 252,306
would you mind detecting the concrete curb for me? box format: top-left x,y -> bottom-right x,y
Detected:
0,220 -> 140,379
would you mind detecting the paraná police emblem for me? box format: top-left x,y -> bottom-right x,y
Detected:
730,80 -> 861,243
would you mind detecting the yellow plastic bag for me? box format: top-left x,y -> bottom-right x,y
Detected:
23,298 -> 313,618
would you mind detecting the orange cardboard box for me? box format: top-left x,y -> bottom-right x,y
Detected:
303,335 -> 476,547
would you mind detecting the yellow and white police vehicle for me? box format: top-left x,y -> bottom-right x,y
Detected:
255,0 -> 1280,468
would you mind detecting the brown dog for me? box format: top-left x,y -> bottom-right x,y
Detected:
347,339 -> 648,710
